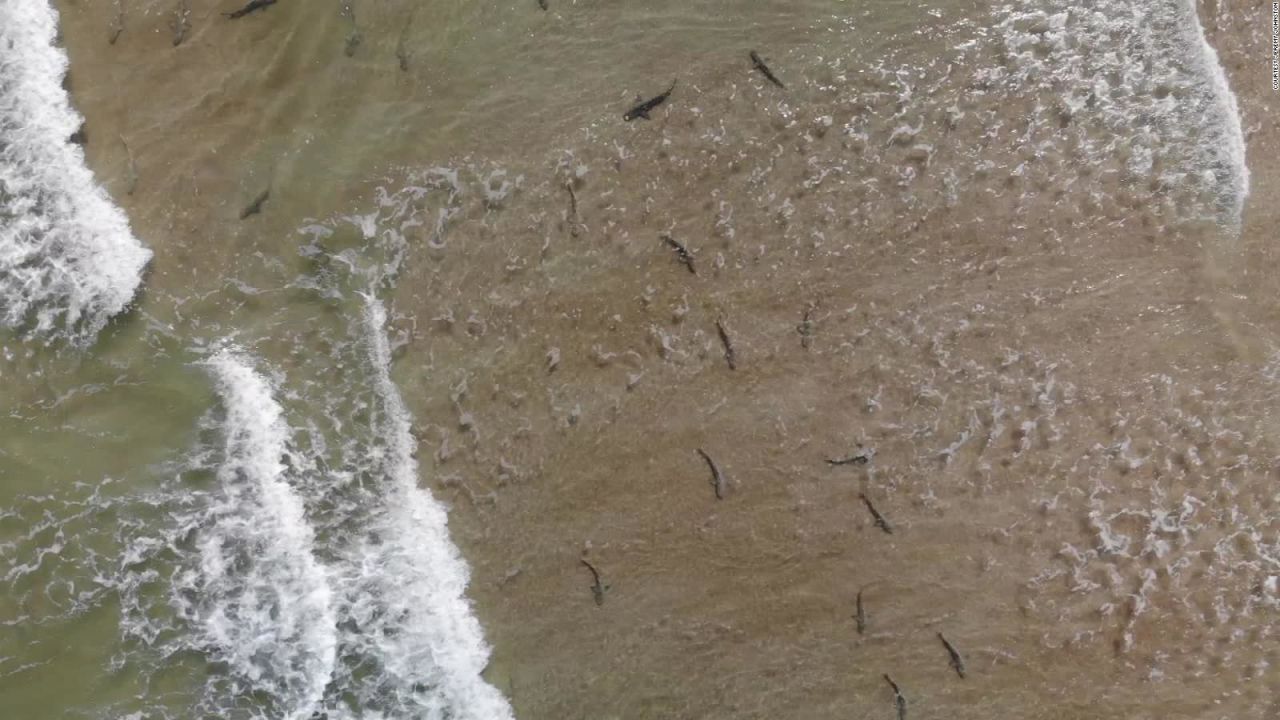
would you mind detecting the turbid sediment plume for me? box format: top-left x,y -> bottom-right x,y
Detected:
5,0 -> 1275,718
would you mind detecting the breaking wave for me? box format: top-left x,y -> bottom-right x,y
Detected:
0,0 -> 150,344
189,350 -> 338,720
320,295 -> 516,720
994,0 -> 1249,226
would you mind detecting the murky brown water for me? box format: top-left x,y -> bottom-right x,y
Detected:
4,0 -> 1279,717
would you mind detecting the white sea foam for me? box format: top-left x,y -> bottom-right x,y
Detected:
190,350 -> 337,720
320,296 -> 514,720
995,0 -> 1249,226
0,0 -> 150,343
1176,0 -> 1250,222
39,329 -> 513,718
287,180 -> 513,717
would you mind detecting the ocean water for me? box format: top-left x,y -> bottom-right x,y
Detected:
0,1 -> 150,344
1,0 -> 1272,718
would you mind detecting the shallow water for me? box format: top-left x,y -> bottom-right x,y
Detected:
2,0 -> 1277,717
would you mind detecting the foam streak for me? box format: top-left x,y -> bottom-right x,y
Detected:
197,350 -> 337,720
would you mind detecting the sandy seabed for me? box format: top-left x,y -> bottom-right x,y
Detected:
50,0 -> 1280,717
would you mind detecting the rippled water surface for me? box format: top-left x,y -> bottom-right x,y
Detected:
3,0 -> 1277,718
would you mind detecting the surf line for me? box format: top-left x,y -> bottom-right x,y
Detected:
0,0 -> 151,343
1180,0 -> 1250,224
200,349 -> 338,719
357,293 -> 517,719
